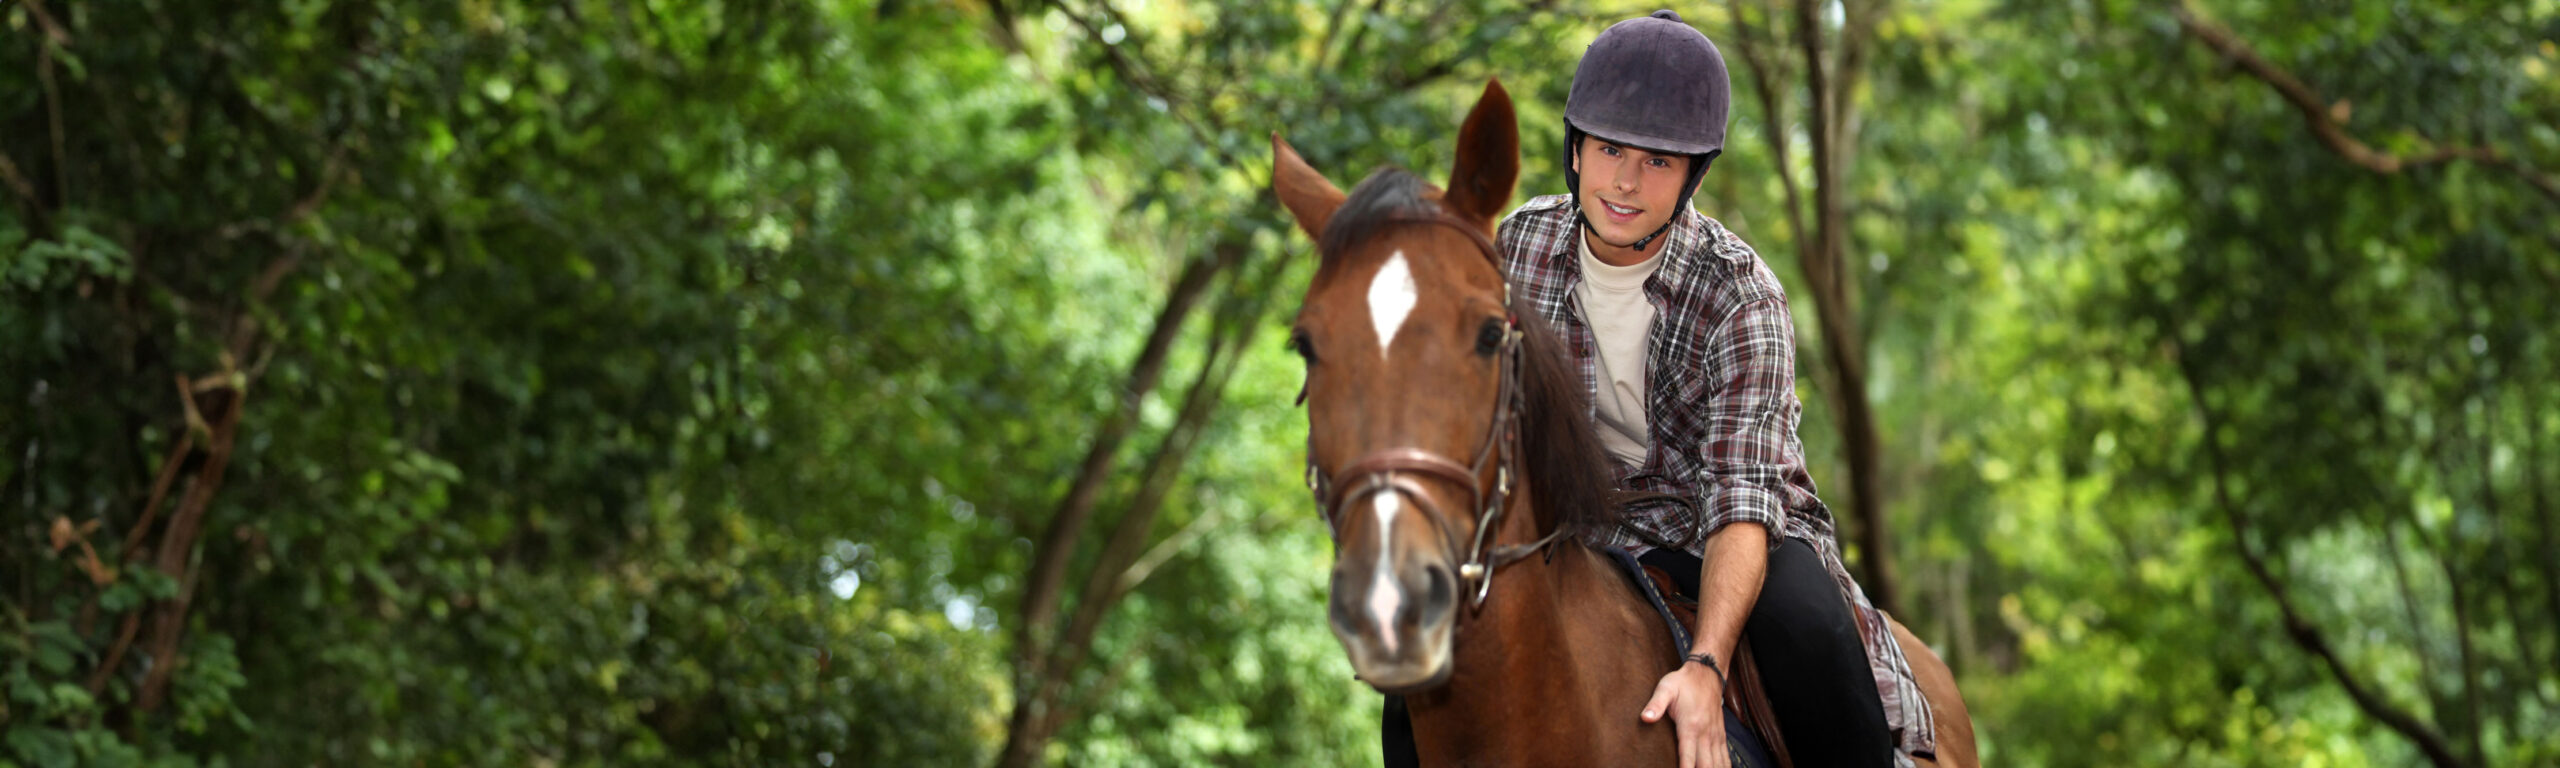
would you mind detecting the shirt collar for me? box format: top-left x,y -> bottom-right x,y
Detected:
1575,219 -> 1667,289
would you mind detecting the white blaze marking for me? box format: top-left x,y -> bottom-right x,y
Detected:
1367,251 -> 1416,359
1366,493 -> 1404,654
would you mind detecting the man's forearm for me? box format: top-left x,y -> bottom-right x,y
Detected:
1692,521 -> 1768,673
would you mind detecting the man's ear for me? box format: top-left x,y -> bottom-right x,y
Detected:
1444,78 -> 1519,226
1687,152 -> 1717,198
1272,133 -> 1345,243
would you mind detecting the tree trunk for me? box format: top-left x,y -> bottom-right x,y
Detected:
1785,0 -> 1896,614
996,243 -> 1270,768
1011,245 -> 1241,692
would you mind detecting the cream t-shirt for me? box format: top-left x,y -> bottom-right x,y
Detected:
1574,230 -> 1665,468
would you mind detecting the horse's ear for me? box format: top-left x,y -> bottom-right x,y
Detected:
1444,78 -> 1519,226
1272,133 -> 1345,244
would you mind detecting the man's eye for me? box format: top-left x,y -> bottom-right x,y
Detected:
1649,157 -> 1670,168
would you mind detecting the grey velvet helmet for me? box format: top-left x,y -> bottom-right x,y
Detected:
1563,10 -> 1733,251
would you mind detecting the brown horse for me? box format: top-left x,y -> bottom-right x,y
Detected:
1272,79 -> 1978,767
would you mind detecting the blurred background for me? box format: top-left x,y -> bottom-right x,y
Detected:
3,0 -> 2555,765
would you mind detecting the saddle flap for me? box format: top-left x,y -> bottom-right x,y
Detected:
1629,557 -> 1796,768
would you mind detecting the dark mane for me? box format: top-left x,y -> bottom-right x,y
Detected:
1318,167 -> 1623,542
1513,305 -> 1623,541
1318,168 -> 1435,258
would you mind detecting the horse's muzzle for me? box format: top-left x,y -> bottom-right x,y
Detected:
1329,553 -> 1459,693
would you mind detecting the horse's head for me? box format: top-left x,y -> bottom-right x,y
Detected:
1272,80 -> 1527,693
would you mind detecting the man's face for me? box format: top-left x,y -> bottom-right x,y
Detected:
1571,137 -> 1695,249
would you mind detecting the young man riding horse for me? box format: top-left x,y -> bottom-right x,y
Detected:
1377,11 -> 1936,767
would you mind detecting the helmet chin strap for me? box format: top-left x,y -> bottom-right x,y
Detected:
1627,219 -> 1675,252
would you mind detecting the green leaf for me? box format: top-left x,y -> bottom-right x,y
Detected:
4,726 -> 75,768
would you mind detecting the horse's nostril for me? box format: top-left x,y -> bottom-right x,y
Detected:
1420,564 -> 1456,620
1329,575 -> 1358,628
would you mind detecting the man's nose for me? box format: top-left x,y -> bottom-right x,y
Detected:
1611,158 -> 1641,193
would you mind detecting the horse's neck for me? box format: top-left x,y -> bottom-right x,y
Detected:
1406,512 -> 1674,764
1445,539 -> 1592,677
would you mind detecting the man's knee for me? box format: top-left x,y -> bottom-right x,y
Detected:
1745,540 -> 1860,652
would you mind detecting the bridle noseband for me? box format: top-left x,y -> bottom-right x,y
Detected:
1304,213 -> 1566,610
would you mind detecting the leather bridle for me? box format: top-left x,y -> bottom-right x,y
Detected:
1303,212 -> 1566,609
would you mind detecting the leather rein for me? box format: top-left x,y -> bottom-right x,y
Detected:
1304,212 -> 1567,610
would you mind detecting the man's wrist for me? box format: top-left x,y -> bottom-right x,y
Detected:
1681,651 -> 1730,691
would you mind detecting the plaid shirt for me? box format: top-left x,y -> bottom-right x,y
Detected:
1497,195 -> 1937,762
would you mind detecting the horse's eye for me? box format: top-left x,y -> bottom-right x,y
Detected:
1475,318 -> 1506,357
1289,329 -> 1318,364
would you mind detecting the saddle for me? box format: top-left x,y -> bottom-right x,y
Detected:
1610,550 -> 1794,768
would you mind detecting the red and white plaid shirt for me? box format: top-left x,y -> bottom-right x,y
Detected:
1497,194 -> 1937,762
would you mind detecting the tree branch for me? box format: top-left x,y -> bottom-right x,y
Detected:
1316,0 -> 1363,72
136,375 -> 246,712
84,610 -> 143,695
1116,505 -> 1221,598
1378,0 -> 1559,91
36,6 -> 71,206
1037,633 -> 1160,748
2457,368 -> 2507,755
1832,0 -> 1883,182
1792,0 -> 1836,304
2168,0 -> 2560,205
117,389 -> 200,561
0,152 -> 38,213
2378,521 -> 2442,720
979,0 -> 1027,57
1043,0 -> 1229,165
17,0 -> 71,45
216,139 -> 348,241
1328,0 -> 1392,76
1726,1 -> 1809,263
2174,346 -> 2469,768
2433,541 -> 2486,764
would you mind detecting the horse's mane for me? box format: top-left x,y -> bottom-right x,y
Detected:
1509,301 -> 1623,541
1320,168 -> 1623,542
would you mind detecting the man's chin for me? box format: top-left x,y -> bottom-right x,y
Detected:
1585,221 -> 1660,250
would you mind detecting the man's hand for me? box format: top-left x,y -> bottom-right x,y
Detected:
1640,660 -> 1728,768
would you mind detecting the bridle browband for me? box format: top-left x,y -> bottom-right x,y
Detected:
1304,211 -> 1568,610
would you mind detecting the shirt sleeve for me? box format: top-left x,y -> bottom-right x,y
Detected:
1691,296 -> 1797,548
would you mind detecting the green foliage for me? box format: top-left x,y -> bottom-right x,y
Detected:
4,0 -> 2554,766
1832,1 -> 2560,765
3,0 -> 1036,764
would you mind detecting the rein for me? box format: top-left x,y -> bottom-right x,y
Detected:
1304,213 -> 1566,609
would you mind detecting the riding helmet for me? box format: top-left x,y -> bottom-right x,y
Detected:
1563,10 -> 1733,251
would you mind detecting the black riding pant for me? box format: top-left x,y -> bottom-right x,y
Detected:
1381,538 -> 1894,767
